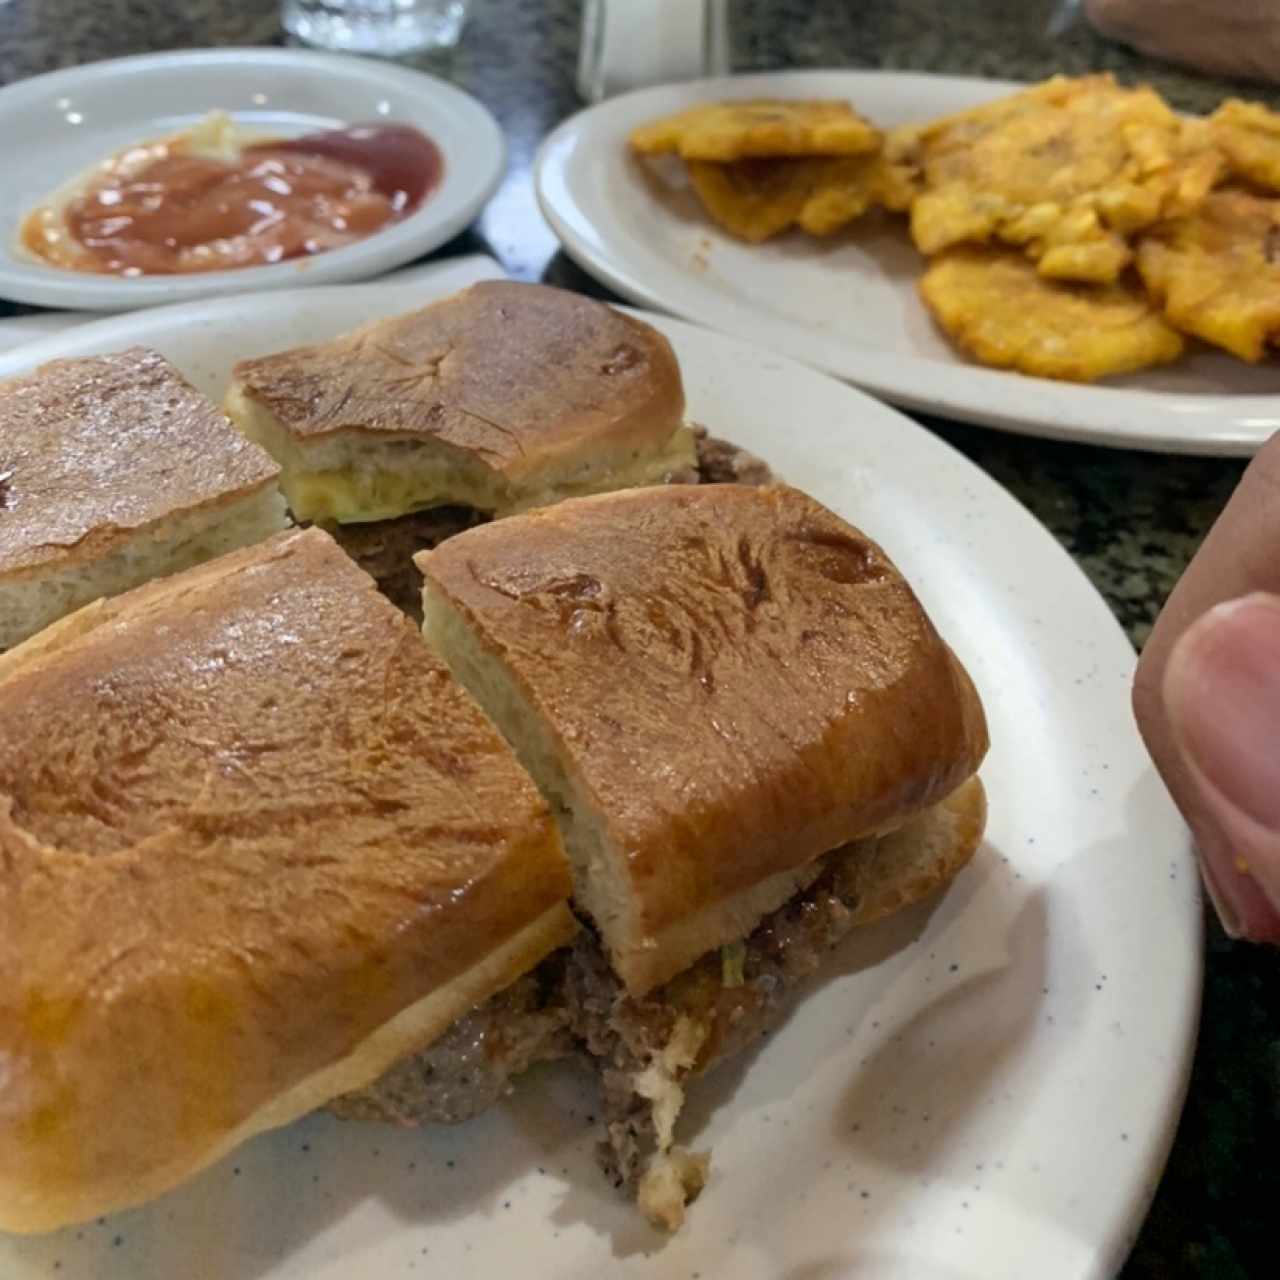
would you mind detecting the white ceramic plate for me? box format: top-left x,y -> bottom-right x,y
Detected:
536,69 -> 1280,456
0,48 -> 505,311
0,281 -> 1198,1279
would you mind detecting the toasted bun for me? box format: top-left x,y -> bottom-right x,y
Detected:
225,281 -> 695,524
0,528 -> 575,1233
0,484 -> 287,654
0,347 -> 285,650
0,346 -> 280,579
418,483 -> 990,996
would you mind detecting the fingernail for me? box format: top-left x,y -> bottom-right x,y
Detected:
1199,853 -> 1242,936
1165,593 -> 1280,937
1197,834 -> 1280,942
1165,594 -> 1280,830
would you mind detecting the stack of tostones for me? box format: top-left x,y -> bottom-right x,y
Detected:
629,78 -> 1280,380
892,75 -> 1222,284
629,99 -> 888,243
899,73 -> 1234,382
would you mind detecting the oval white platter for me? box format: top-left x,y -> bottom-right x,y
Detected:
0,275 -> 1198,1279
0,48 -> 505,311
535,68 -> 1280,456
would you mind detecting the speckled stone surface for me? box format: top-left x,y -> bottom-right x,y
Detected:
0,2 -> 1275,1275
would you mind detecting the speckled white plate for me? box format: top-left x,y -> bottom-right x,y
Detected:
536,69 -> 1280,456
0,48 -> 505,311
0,280 -> 1199,1279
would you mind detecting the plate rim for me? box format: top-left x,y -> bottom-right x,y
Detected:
0,47 -> 506,311
534,67 -> 1277,458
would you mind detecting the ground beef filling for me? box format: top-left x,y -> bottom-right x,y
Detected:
328,965 -> 571,1126
325,504 -> 483,622
565,830 -> 882,1190
332,826 -> 882,1197
311,429 -> 771,619
689,427 -> 772,485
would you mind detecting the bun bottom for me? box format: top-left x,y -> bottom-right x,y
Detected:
838,772 -> 988,930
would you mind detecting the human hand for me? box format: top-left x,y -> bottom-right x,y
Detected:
1086,0 -> 1280,85
1133,433 -> 1280,942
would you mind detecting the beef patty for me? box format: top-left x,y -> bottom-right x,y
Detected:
318,428 -> 768,621
331,823 -> 884,1185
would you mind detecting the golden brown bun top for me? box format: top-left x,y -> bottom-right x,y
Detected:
0,527 -> 571,1229
0,346 -> 279,578
420,483 -> 989,944
230,281 -> 686,480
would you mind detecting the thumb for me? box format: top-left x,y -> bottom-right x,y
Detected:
1163,592 -> 1280,941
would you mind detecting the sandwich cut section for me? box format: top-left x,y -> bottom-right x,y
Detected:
224,281 -> 697,527
0,346 -> 286,651
419,483 -> 990,997
416,483 -> 990,1226
0,527 -> 575,1234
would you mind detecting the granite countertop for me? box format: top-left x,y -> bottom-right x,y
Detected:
0,1 -> 1275,1275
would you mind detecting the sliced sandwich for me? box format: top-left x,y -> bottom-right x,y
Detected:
224,281 -> 697,528
0,346 -> 286,651
0,527 -> 576,1234
412,483 -> 990,1227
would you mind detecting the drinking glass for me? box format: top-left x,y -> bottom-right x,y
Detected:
282,0 -> 471,57
577,0 -> 731,102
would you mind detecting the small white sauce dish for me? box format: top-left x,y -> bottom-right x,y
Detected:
0,47 -> 505,311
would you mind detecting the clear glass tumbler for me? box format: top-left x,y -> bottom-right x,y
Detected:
577,0 -> 730,102
282,0 -> 471,57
